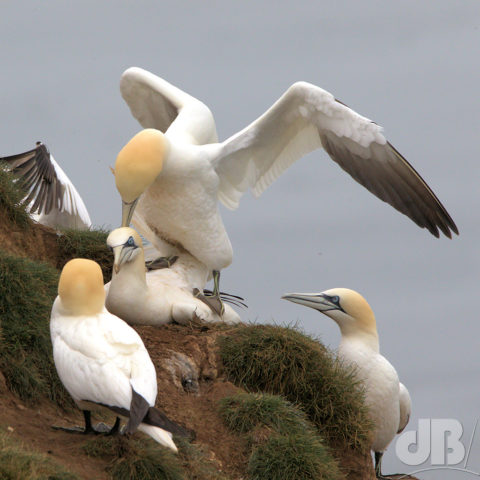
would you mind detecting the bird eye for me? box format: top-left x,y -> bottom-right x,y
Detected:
331,295 -> 340,304
126,236 -> 135,247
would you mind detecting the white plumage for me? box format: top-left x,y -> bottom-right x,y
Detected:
104,227 -> 241,325
115,67 -> 457,307
50,258 -> 180,451
282,287 -> 411,477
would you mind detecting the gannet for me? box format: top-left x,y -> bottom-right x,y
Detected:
1,142 -> 91,230
116,67 -> 458,311
105,227 -> 241,325
282,288 -> 411,478
50,258 -> 190,451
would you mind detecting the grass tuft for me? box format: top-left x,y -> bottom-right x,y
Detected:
218,392 -> 312,437
219,392 -> 344,480
218,324 -> 373,452
0,430 -> 79,480
247,433 -> 344,480
0,166 -> 31,229
83,435 -> 232,480
0,250 -> 71,407
56,228 -> 113,283
83,436 -> 185,480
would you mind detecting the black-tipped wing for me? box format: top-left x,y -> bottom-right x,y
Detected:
215,81 -> 458,238
320,132 -> 458,238
1,142 -> 63,215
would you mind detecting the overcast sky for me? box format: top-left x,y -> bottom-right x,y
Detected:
2,2 -> 479,478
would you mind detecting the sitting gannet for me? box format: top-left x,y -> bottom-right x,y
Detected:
1,142 -> 91,230
116,67 -> 458,312
50,258 -> 190,451
282,288 -> 411,478
105,227 -> 241,325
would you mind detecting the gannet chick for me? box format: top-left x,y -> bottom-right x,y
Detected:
116,68 -> 458,312
104,227 -> 241,325
50,258 -> 190,451
282,288 -> 411,478
1,142 -> 91,230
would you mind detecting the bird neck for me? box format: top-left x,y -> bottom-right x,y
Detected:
339,324 -> 380,353
116,250 -> 148,287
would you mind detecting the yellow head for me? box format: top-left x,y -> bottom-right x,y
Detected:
282,288 -> 378,338
115,129 -> 166,226
106,227 -> 144,273
58,258 -> 105,315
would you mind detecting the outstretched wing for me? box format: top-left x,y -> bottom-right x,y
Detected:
214,82 -> 457,238
120,67 -> 218,145
1,142 -> 91,229
1,142 -> 62,215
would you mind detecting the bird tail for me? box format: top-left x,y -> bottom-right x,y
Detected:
138,423 -> 178,452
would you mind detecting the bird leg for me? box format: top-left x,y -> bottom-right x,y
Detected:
52,410 -> 116,435
106,416 -> 122,435
194,270 -> 225,317
374,451 -> 404,479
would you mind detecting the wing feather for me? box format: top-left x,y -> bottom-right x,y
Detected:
214,81 -> 457,237
120,67 -> 218,145
1,143 -> 91,229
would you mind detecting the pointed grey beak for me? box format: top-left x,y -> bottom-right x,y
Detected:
112,245 -> 124,274
121,198 -> 139,227
282,293 -> 340,313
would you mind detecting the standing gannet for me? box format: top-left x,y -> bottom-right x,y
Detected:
104,227 -> 241,325
282,288 -> 411,478
50,258 -> 190,451
1,142 -> 91,230
116,67 -> 458,311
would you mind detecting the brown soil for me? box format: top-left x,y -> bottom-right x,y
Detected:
0,214 -> 418,480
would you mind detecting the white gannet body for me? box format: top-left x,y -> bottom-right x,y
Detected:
116,67 -> 457,307
1,142 -> 91,230
104,227 -> 241,325
282,288 -> 411,477
50,258 -> 188,451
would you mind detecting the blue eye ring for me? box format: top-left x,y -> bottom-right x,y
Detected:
126,236 -> 135,247
331,295 -> 340,304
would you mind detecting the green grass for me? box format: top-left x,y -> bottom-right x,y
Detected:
0,166 -> 31,229
247,433 -> 343,480
56,228 -> 113,283
83,436 -> 185,480
0,430 -> 79,480
218,324 -> 373,452
219,392 -> 312,437
219,393 -> 344,480
0,250 -> 71,407
83,435 -> 233,480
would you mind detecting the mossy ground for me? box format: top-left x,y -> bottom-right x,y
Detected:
83,436 -> 184,480
0,429 -> 79,480
82,435 -> 231,480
